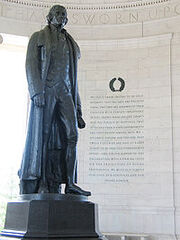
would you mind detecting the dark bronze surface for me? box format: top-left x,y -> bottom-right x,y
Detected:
18,5 -> 90,196
1,237 -> 108,240
18,193 -> 88,201
1,194 -> 101,238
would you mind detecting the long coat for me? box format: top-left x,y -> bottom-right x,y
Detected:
18,26 -> 81,182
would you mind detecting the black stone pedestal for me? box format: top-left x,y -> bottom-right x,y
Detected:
1,194 -> 104,239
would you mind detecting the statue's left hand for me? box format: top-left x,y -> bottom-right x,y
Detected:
77,109 -> 86,129
78,116 -> 86,129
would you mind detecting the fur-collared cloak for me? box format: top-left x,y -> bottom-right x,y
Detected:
18,26 -> 81,182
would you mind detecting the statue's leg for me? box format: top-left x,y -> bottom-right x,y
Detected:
38,87 -> 57,193
47,181 -> 62,193
56,93 -> 78,183
56,93 -> 91,196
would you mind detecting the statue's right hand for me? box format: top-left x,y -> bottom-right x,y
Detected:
33,93 -> 45,107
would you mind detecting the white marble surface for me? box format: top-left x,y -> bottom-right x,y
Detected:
76,34 -> 176,237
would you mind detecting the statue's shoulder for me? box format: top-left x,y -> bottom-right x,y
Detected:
29,26 -> 49,46
64,30 -> 81,59
28,31 -> 39,43
64,30 -> 76,44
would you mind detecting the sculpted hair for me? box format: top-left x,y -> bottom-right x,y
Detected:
46,5 -> 68,25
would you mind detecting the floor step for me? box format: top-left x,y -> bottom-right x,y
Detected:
105,233 -> 149,240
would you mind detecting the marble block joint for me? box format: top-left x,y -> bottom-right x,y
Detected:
1,194 -> 102,239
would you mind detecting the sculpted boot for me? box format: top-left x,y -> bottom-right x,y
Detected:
65,181 -> 91,196
64,145 -> 91,196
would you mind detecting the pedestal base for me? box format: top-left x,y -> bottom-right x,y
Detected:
1,194 -> 102,239
1,237 -> 107,240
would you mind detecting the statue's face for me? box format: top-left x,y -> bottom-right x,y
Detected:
50,6 -> 67,28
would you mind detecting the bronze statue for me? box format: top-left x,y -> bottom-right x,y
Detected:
18,5 -> 91,196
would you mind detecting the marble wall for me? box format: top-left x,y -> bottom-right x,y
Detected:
0,0 -> 180,239
77,34 -> 176,239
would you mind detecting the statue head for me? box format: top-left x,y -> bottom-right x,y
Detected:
47,5 -> 68,29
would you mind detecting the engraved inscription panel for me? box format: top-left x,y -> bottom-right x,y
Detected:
87,93 -> 144,183
77,36 -> 173,220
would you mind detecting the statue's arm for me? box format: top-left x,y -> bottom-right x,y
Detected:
26,32 -> 44,100
76,41 -> 81,114
77,88 -> 86,129
77,91 -> 82,116
75,44 -> 86,128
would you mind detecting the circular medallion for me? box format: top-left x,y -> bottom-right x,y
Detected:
109,77 -> 125,92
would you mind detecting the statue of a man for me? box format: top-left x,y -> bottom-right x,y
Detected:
18,5 -> 91,196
